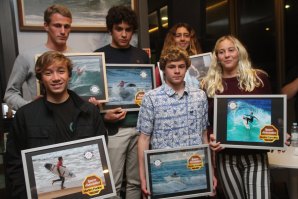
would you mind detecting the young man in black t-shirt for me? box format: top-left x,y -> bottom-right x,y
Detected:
6,51 -> 107,198
93,5 -> 149,199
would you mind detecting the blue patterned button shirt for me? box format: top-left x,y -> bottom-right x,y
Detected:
137,83 -> 208,149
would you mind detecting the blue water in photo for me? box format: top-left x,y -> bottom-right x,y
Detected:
227,99 -> 272,142
68,56 -> 105,97
149,150 -> 208,196
106,68 -> 153,105
23,0 -> 131,25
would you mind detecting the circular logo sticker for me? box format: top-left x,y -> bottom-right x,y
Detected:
84,151 -> 93,160
90,85 -> 100,95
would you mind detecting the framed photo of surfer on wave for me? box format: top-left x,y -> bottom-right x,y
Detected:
21,136 -> 116,199
65,53 -> 108,102
214,95 -> 287,150
100,64 -> 156,112
144,144 -> 213,199
35,52 -> 109,102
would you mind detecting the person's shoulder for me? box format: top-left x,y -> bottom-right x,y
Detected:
16,98 -> 44,115
188,86 -> 207,97
94,45 -> 110,53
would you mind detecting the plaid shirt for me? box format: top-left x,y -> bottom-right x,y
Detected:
137,83 -> 208,149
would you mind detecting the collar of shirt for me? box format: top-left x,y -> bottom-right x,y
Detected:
162,82 -> 190,98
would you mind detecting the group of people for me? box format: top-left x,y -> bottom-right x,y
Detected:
3,3 -> 294,199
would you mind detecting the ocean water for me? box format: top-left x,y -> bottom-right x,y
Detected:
31,144 -> 106,194
106,68 -> 153,105
23,0 -> 131,25
68,56 -> 105,98
149,149 -> 209,197
227,99 -> 271,142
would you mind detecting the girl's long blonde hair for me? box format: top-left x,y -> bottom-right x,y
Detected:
161,23 -> 202,56
201,35 -> 267,97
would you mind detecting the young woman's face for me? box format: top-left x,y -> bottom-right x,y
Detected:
216,39 -> 239,77
174,27 -> 191,50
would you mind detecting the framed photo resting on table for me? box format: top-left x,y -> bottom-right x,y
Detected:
100,64 -> 156,112
144,145 -> 213,199
21,136 -> 116,199
214,95 -> 287,150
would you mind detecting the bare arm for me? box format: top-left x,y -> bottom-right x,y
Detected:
138,133 -> 151,198
281,78 -> 298,99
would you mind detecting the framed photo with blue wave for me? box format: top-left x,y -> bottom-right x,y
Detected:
214,95 -> 287,150
65,53 -> 108,102
17,0 -> 135,32
100,64 -> 156,112
144,144 -> 213,199
21,136 -> 116,199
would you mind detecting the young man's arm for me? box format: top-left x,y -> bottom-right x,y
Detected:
4,54 -> 31,110
138,133 -> 151,197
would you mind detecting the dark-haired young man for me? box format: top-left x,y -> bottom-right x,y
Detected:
94,5 -> 149,199
6,51 -> 107,198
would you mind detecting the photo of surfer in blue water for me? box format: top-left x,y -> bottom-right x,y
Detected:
67,54 -> 107,100
242,112 -> 258,128
105,66 -> 153,106
226,99 -> 271,142
148,148 -> 210,197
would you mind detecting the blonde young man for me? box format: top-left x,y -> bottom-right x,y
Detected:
4,4 -> 73,110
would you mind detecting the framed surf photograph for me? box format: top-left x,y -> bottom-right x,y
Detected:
144,145 -> 213,199
66,53 -> 108,102
100,64 -> 156,112
157,52 -> 211,86
21,136 -> 116,199
214,95 -> 287,150
17,0 -> 135,31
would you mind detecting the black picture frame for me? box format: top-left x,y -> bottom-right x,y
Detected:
144,145 -> 213,199
21,136 -> 116,199
100,64 -> 156,112
214,95 -> 287,150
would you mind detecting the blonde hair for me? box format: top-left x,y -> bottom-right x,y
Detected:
201,35 -> 267,97
161,23 -> 202,56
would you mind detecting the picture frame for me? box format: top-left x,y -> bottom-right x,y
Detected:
214,95 -> 287,150
21,136 -> 116,199
66,53 -> 108,102
35,53 -> 108,102
100,64 -> 156,112
17,0 -> 135,32
157,52 -> 212,86
144,144 -> 213,199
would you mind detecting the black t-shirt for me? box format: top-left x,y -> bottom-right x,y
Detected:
95,44 -> 150,64
46,97 -> 78,142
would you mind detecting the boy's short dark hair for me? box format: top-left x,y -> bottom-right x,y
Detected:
106,5 -> 138,32
159,47 -> 191,71
35,51 -> 72,81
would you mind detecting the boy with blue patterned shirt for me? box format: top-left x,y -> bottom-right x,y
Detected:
137,46 -> 209,197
